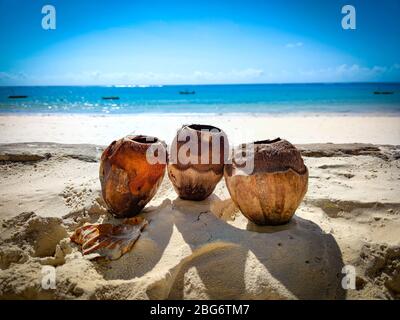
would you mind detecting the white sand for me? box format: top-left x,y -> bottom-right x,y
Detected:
1,114 -> 400,145
0,114 -> 400,300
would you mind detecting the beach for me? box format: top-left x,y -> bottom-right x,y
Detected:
1,0 -> 399,304
0,113 -> 399,300
1,114 -> 400,145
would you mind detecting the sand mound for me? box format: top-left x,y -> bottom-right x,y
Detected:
355,244 -> 400,299
1,212 -> 68,260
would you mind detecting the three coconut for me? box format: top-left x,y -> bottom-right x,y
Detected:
100,125 -> 308,225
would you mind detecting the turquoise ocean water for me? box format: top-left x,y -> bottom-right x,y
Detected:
0,83 -> 399,115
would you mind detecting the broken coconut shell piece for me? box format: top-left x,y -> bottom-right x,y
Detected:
100,135 -> 167,218
224,138 -> 308,225
70,217 -> 148,260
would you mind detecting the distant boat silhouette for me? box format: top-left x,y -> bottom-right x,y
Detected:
179,90 -> 195,95
373,91 -> 394,95
102,96 -> 120,100
8,95 -> 28,99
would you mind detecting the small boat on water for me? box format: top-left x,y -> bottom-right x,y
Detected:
102,96 -> 120,100
373,91 -> 394,95
179,90 -> 195,95
8,95 -> 28,99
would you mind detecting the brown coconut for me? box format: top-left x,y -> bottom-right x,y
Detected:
224,138 -> 308,225
99,135 -> 166,218
168,124 -> 229,200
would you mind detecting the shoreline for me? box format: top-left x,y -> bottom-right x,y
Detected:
1,110 -> 400,117
0,113 -> 399,145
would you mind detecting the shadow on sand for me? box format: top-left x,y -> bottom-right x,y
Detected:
166,195 -> 346,300
94,194 -> 345,299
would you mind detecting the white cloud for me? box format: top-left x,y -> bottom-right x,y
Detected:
297,63 -> 400,82
0,71 -> 27,81
285,42 -> 303,48
0,68 -> 265,85
1,63 -> 399,85
193,68 -> 264,81
390,63 -> 400,70
334,64 -> 393,80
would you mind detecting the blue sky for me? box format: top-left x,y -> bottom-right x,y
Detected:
0,0 -> 399,85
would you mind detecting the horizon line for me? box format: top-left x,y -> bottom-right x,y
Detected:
1,81 -> 400,87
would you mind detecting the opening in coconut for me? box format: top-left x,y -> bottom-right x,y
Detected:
128,135 -> 159,144
187,124 -> 221,132
254,138 -> 281,145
